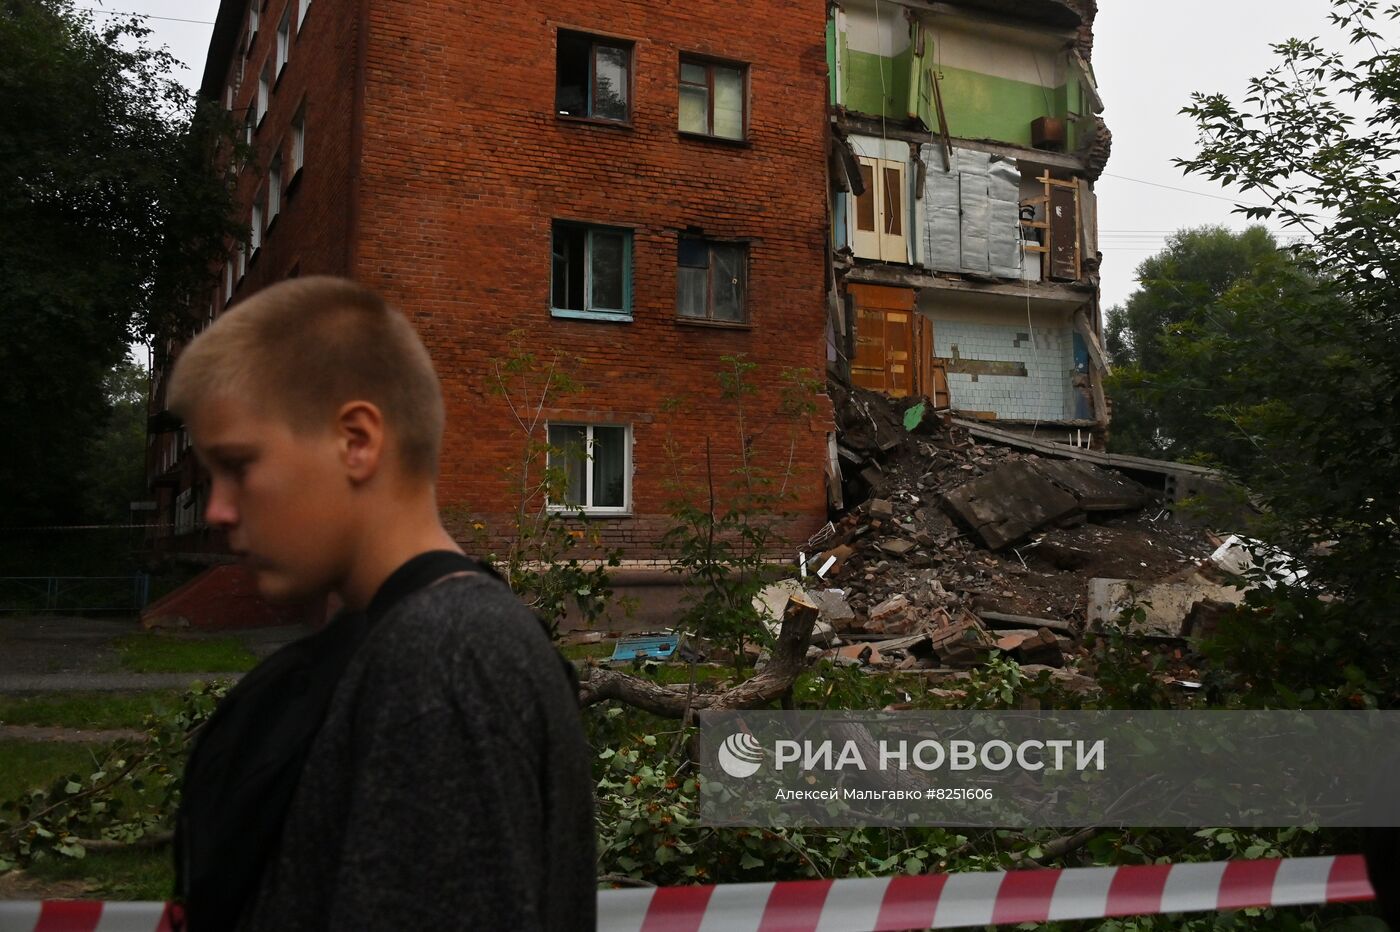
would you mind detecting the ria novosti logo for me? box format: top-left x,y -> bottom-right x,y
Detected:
717,732 -> 764,778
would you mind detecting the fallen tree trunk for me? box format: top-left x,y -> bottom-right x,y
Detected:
577,592 -> 819,718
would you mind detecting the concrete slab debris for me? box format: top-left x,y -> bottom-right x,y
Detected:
941,459 -> 1080,549
1087,576 -> 1245,638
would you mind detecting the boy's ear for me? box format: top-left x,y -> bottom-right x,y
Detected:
335,400 -> 385,483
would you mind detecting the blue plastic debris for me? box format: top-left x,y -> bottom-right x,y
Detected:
610,633 -> 678,662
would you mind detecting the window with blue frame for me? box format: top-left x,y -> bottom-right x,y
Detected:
551,221 -> 632,320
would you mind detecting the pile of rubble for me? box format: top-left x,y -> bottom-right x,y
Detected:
764,382 -> 1234,686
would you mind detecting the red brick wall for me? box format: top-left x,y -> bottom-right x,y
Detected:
222,0 -> 362,296
352,1 -> 835,554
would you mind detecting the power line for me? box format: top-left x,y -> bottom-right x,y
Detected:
75,5 -> 214,25
1099,172 -> 1270,209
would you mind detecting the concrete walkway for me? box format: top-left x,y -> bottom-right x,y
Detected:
0,615 -> 308,694
0,672 -> 245,693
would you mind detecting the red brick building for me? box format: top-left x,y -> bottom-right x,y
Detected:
148,0 -> 834,561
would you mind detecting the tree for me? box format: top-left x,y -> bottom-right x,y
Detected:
1104,226 -> 1303,461
80,356 -> 151,524
1138,0 -> 1400,703
0,1 -> 238,531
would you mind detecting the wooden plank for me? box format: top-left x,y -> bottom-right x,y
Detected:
1049,183 -> 1078,281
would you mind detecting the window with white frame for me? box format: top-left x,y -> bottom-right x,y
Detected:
276,6 -> 291,77
224,84 -> 233,112
236,240 -> 247,280
547,424 -> 630,513
244,108 -> 254,146
677,237 -> 747,323
251,202 -> 263,253
224,260 -> 233,302
257,60 -> 270,124
678,57 -> 746,140
290,103 -> 305,175
268,154 -> 282,223
551,220 -> 631,319
298,0 -> 310,28
247,2 -> 259,39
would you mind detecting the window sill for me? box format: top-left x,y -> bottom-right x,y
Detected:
556,114 -> 633,131
678,130 -> 750,148
274,66 -> 286,92
265,213 -> 279,237
551,308 -> 633,324
675,316 -> 751,331
546,506 -> 633,518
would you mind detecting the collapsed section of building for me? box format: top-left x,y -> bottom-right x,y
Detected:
827,0 -> 1111,444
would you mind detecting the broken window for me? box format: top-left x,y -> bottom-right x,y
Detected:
547,423 -> 630,513
551,221 -> 632,318
677,238 -> 747,323
556,31 -> 631,122
678,58 -> 746,140
851,156 -> 907,262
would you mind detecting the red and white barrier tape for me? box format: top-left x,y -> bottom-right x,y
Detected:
0,855 -> 1374,932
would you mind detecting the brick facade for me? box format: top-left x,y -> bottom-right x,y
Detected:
161,0 -> 834,558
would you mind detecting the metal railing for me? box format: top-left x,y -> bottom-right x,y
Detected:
0,575 -> 151,614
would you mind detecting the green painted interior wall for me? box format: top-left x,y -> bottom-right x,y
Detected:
836,29 -> 1090,151
935,65 -> 1063,147
841,45 -> 914,121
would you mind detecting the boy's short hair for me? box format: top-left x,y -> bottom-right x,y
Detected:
168,276 -> 444,478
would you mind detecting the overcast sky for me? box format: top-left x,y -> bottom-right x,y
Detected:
89,0 -> 1390,311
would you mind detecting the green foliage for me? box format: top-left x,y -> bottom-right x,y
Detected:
465,332 -> 628,635
1103,225 -> 1309,463
660,357 -> 821,667
80,356 -> 152,524
0,681 -> 228,872
0,1 -> 240,530
1106,1 -> 1400,705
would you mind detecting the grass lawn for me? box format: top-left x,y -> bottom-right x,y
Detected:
0,740 -> 109,803
113,633 -> 257,674
1,738 -> 177,900
24,846 -> 173,900
560,641 -> 614,661
0,690 -> 187,730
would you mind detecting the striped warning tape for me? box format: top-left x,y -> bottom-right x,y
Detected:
0,855 -> 1374,932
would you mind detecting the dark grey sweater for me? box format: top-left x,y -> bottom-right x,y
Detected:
237,571 -> 596,930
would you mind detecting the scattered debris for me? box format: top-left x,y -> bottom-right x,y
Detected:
610,633 -> 679,663
798,381 -> 1227,688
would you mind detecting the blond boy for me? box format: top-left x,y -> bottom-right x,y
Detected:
167,277 -> 595,930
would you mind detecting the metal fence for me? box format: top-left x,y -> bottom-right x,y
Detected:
0,575 -> 150,614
